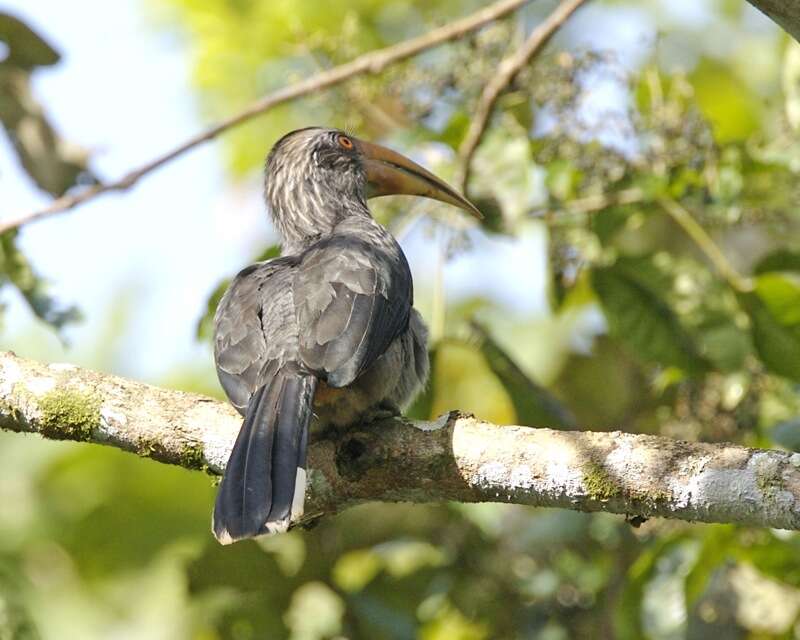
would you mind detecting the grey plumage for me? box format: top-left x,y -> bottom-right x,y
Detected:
212,127 -> 477,544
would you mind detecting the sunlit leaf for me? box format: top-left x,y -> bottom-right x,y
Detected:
419,603 -> 489,640
284,582 -> 344,640
332,549 -> 382,592
784,41 -> 800,131
690,58 -> 761,143
429,339 -> 516,426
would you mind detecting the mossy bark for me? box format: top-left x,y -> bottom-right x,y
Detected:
2,351 -> 800,532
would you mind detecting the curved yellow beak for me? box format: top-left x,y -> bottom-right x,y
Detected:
355,139 -> 482,219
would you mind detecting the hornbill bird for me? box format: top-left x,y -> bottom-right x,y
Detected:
212,127 -> 481,544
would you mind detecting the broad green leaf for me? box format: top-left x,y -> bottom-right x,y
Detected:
756,272 -> 800,326
470,322 -> 575,429
754,248 -> 800,275
739,273 -> 800,381
690,58 -> 761,143
591,205 -> 631,246
591,262 -> 706,373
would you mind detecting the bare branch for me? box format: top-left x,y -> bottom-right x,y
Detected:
3,350 -> 800,532
458,0 -> 589,193
0,0 -> 529,236
746,0 -> 800,42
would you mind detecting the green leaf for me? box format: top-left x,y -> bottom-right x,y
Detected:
784,41 -> 800,131
632,173 -> 669,201
690,58 -> 761,143
437,110 -> 470,149
591,261 -> 706,373
284,582 -> 344,640
683,527 -> 735,606
0,230 -> 80,331
545,159 -> 582,202
755,272 -> 800,326
470,322 -> 575,429
753,248 -> 800,275
0,12 -> 60,69
739,273 -> 800,381
332,549 -> 382,592
616,534 -> 691,639
469,195 -> 505,234
500,91 -> 533,131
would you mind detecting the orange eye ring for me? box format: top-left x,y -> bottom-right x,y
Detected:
338,135 -> 354,150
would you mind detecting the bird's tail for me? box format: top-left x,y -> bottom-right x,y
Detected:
213,365 -> 317,544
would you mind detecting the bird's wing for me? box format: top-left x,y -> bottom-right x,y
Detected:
213,257 -> 297,414
293,234 -> 412,387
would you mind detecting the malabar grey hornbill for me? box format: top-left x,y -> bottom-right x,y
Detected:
212,127 -> 481,544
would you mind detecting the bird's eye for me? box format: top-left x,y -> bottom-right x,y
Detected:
338,135 -> 354,150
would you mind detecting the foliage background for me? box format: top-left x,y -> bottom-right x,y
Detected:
2,0 -> 800,638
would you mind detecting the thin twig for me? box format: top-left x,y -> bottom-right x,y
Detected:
659,198 -> 752,292
458,0 -> 589,193
0,0 -> 529,236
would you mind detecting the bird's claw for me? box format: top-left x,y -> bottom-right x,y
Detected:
362,401 -> 401,424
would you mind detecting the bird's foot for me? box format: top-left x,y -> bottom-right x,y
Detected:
361,401 -> 402,425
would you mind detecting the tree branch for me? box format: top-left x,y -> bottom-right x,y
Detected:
0,0 -> 528,237
746,0 -> 800,42
458,0 -> 589,193
2,350 -> 800,532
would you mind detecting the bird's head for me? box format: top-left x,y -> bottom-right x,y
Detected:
264,127 -> 480,251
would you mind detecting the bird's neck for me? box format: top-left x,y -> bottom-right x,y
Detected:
268,196 -> 372,255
